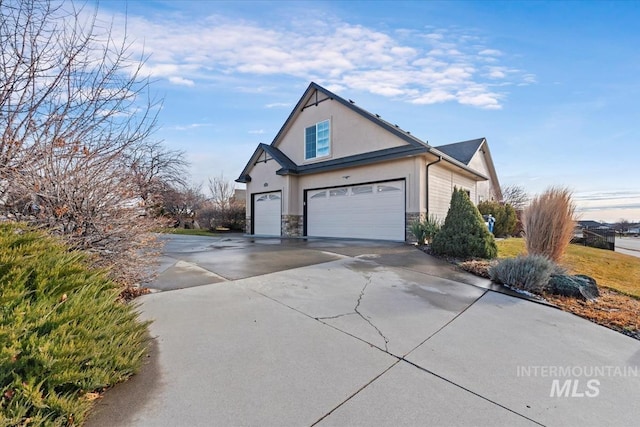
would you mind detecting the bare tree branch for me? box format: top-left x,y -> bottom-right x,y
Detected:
501,184 -> 529,210
207,174 -> 235,209
0,0 -> 186,285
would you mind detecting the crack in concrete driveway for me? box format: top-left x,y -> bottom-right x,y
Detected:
86,235 -> 640,427
354,274 -> 390,352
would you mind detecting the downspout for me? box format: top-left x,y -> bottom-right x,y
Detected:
425,156 -> 442,214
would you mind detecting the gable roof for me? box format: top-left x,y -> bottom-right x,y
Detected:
434,138 -> 485,165
236,143 -> 296,183
270,82 -> 430,151
236,82 -> 497,184
433,137 -> 503,200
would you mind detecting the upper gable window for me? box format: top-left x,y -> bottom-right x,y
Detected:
305,120 -> 330,160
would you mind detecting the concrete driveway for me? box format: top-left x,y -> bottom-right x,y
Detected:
87,235 -> 640,427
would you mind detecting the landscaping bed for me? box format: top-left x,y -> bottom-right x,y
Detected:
456,239 -> 640,341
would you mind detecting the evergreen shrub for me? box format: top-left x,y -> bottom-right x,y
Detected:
431,188 -> 498,259
0,224 -> 148,426
477,200 -> 517,237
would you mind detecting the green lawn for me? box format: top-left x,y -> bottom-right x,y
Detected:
497,238 -> 640,298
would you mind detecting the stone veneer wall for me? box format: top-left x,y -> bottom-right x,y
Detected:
282,215 -> 303,237
405,212 -> 424,243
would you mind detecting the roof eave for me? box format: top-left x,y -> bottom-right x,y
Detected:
477,140 -> 502,200
428,146 -> 489,180
295,146 -> 428,176
235,143 -> 298,183
235,175 -> 251,184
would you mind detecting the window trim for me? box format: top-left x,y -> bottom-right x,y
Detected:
329,188 -> 348,197
304,119 -> 331,161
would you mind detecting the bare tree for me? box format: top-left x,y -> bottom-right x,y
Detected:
208,174 -> 235,209
501,185 -> 529,210
160,183 -> 206,228
197,174 -> 245,231
614,219 -> 630,236
0,0 -> 182,285
124,139 -> 189,207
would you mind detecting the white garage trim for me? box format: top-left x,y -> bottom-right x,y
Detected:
306,180 -> 405,241
253,191 -> 282,236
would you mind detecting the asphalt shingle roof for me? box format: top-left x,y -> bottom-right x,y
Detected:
435,138 -> 485,165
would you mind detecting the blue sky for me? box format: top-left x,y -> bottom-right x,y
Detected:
100,0 -> 640,222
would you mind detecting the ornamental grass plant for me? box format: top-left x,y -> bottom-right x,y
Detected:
523,187 -> 575,263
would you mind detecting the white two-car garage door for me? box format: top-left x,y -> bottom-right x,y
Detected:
307,180 -> 405,241
253,191 -> 281,236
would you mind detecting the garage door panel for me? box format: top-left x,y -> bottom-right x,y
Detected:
254,191 -> 281,236
307,181 -> 405,241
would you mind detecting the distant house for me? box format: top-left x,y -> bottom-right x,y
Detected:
575,220 -> 610,237
231,189 -> 246,206
627,226 -> 640,235
236,82 -> 502,241
577,220 -> 611,230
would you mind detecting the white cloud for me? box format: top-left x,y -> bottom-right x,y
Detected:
486,67 -> 507,79
102,10 -> 534,110
479,49 -> 503,56
165,123 -> 213,131
410,90 -> 456,105
265,102 -> 291,108
573,190 -> 640,221
324,84 -> 347,93
168,76 -> 195,86
457,86 -> 503,110
248,129 -> 265,134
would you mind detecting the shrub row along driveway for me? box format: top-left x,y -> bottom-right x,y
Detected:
88,235 -> 640,426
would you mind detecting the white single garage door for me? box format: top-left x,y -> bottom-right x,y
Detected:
253,191 -> 281,236
307,180 -> 405,241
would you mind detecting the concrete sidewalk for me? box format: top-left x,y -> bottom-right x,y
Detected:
87,236 -> 640,426
616,236 -> 640,259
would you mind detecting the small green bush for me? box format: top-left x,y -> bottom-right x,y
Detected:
0,224 -> 149,426
409,220 -> 426,245
409,214 -> 441,245
489,255 -> 564,294
431,188 -> 498,259
477,200 -> 517,237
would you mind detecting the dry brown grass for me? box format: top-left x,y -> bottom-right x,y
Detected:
544,289 -> 640,339
459,259 -> 495,278
524,187 -> 575,262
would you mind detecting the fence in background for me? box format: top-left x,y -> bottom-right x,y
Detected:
581,228 -> 616,251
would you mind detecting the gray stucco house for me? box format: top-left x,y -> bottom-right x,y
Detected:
236,82 -> 501,241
